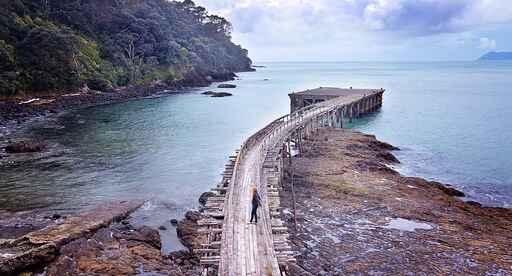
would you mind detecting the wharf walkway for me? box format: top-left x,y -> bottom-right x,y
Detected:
196,88 -> 385,275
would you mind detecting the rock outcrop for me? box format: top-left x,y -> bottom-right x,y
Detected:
43,223 -> 199,276
4,141 -> 46,153
217,84 -> 237,88
198,192 -> 216,206
0,201 -> 143,275
0,200 -> 204,275
201,91 -> 233,97
210,92 -> 233,97
281,128 -> 512,275
176,211 -> 205,250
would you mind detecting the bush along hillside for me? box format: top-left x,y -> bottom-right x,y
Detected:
0,0 -> 253,97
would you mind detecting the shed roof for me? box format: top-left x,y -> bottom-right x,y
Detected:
290,87 -> 383,97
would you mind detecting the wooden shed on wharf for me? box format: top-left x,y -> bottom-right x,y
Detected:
288,87 -> 385,113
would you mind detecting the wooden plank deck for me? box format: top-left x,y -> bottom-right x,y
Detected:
201,89 -> 385,275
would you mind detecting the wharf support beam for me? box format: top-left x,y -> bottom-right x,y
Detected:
196,88 -> 384,275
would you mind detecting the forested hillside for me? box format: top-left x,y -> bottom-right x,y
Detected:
0,0 -> 253,97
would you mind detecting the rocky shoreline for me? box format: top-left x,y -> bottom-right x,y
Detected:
0,70 -> 248,159
2,126 -> 510,275
0,189 -> 208,275
0,70 -> 245,136
0,201 -> 204,275
280,128 -> 512,275
0,70 -> 247,275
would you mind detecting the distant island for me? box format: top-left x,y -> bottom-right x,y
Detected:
479,51 -> 512,60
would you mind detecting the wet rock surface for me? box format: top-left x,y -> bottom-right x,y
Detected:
217,84 -> 237,88
177,211 -> 205,250
281,128 -> 512,275
210,92 -> 233,97
0,211 -> 54,240
0,201 -> 202,275
0,201 -> 144,275
43,223 -> 200,276
201,91 -> 233,97
198,191 -> 216,206
201,91 -> 216,95
4,141 -> 46,153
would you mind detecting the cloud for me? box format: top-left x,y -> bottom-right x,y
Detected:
229,6 -> 265,33
193,0 -> 512,61
479,37 -> 497,50
458,0 -> 512,27
196,0 -> 512,37
362,0 -> 473,35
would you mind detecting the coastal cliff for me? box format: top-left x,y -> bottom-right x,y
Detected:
282,128 -> 512,275
0,0 -> 252,98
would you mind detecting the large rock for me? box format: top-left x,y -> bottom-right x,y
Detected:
1,210 -> 202,275
201,91 -> 233,97
430,181 -> 465,197
176,211 -> 205,250
217,83 -> 237,88
44,224 -> 189,275
4,141 -> 46,153
113,225 -> 162,250
199,192 -> 215,206
210,92 -> 233,97
0,201 -> 143,275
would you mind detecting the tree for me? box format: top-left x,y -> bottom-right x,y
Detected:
0,0 -> 253,96
205,15 -> 232,37
123,38 -> 144,83
16,27 -> 81,91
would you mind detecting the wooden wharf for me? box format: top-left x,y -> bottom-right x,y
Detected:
195,87 -> 385,275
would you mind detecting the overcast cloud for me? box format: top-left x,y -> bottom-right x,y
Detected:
194,0 -> 512,61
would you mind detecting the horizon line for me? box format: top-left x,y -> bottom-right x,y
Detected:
251,59 -> 495,64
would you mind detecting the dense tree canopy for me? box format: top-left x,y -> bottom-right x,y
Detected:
0,0 -> 252,96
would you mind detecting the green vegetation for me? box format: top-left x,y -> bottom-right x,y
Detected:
0,0 -> 252,96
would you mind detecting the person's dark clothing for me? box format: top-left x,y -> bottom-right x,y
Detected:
250,191 -> 261,223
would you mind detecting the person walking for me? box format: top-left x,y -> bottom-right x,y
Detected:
250,186 -> 261,224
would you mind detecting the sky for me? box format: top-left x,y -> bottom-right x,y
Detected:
194,0 -> 512,62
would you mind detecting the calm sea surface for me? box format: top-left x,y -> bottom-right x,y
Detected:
1,61 -> 511,227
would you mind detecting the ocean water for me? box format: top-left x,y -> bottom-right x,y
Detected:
1,61 -> 511,216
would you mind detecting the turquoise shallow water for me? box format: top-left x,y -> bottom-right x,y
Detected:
1,61 -> 511,214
